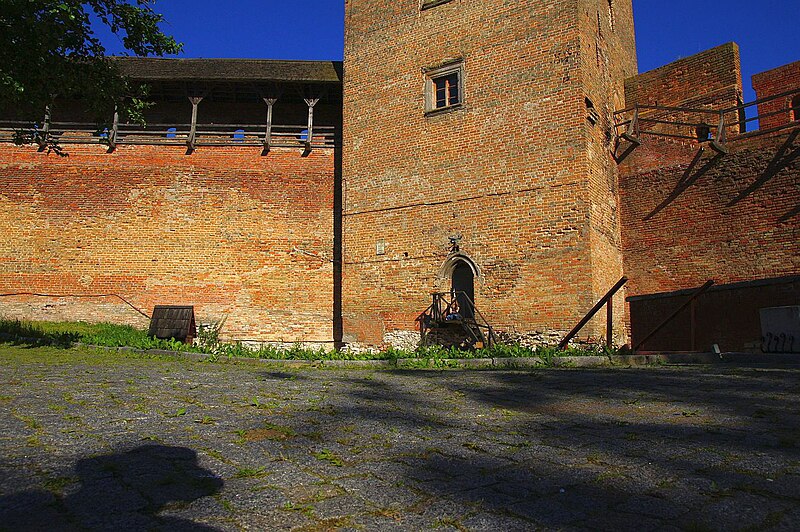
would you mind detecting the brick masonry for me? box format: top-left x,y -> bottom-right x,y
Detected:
0,144 -> 336,343
619,44 -> 799,297
752,60 -> 800,131
341,0 -> 637,346
618,50 -> 800,350
619,131 -> 800,297
0,2 -> 797,350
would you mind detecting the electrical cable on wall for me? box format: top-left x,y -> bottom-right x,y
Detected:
0,292 -> 151,319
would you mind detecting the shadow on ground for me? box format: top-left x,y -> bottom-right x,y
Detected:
315,368 -> 800,528
0,445 -> 223,530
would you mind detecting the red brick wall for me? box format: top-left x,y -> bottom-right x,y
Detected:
342,0 -> 637,346
619,130 -> 800,300
623,43 -> 744,140
0,143 -> 336,344
752,61 -> 800,131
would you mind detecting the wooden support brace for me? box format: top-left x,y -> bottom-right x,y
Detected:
36,105 -> 51,151
187,96 -> 203,153
606,296 -> 614,347
620,108 -> 641,146
303,98 -> 319,155
107,108 -> 119,152
558,276 -> 628,350
710,111 -> 729,155
262,98 -> 277,155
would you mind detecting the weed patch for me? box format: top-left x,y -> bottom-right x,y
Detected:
1,319 -> 626,363
312,449 -> 344,467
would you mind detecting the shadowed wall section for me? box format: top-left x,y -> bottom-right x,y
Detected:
618,51 -> 800,351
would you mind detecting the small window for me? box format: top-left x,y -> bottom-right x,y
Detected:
792,95 -> 800,122
434,73 -> 460,108
421,0 -> 454,10
232,128 -> 245,141
166,127 -> 177,139
425,61 -> 464,115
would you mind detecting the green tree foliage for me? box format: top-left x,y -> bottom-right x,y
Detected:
0,0 -> 182,123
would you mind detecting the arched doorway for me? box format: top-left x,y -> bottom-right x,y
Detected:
451,260 -> 475,319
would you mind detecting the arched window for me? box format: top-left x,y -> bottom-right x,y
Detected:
791,95 -> 800,122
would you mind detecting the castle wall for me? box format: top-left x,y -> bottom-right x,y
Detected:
619,132 -> 799,297
342,0 -> 638,347
752,61 -> 800,130
624,43 -> 743,113
0,144 -> 336,344
578,0 -> 638,342
618,53 -> 800,351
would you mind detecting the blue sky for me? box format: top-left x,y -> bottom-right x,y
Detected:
97,1 -> 799,102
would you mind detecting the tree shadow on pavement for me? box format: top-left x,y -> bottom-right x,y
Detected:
319,368 -> 800,529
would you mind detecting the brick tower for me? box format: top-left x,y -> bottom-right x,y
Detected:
341,0 -> 637,347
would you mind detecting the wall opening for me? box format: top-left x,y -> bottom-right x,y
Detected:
451,260 -> 475,319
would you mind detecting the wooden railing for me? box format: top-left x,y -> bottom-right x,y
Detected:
613,86 -> 800,161
0,120 -> 337,151
557,277 -> 628,350
416,291 -> 497,348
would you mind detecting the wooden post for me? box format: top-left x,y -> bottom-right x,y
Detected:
634,280 -> 714,352
187,96 -> 203,153
690,299 -> 697,351
263,98 -> 277,154
303,98 -> 319,154
558,277 -> 628,350
107,108 -> 119,152
36,105 -> 51,151
606,296 -> 614,347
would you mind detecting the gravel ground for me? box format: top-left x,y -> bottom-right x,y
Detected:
1,345 -> 799,531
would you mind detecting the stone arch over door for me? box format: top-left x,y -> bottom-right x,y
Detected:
438,253 -> 480,319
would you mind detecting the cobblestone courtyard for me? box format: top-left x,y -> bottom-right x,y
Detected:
1,346 -> 799,530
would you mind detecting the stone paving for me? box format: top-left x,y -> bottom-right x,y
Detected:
1,345 -> 799,531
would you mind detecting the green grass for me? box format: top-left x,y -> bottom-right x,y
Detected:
0,318 -> 195,352
0,318 -> 624,362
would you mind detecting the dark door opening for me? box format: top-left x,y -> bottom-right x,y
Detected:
452,261 -> 475,319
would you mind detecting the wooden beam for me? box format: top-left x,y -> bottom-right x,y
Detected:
303,98 -> 319,155
262,98 -> 277,155
186,96 -> 203,153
